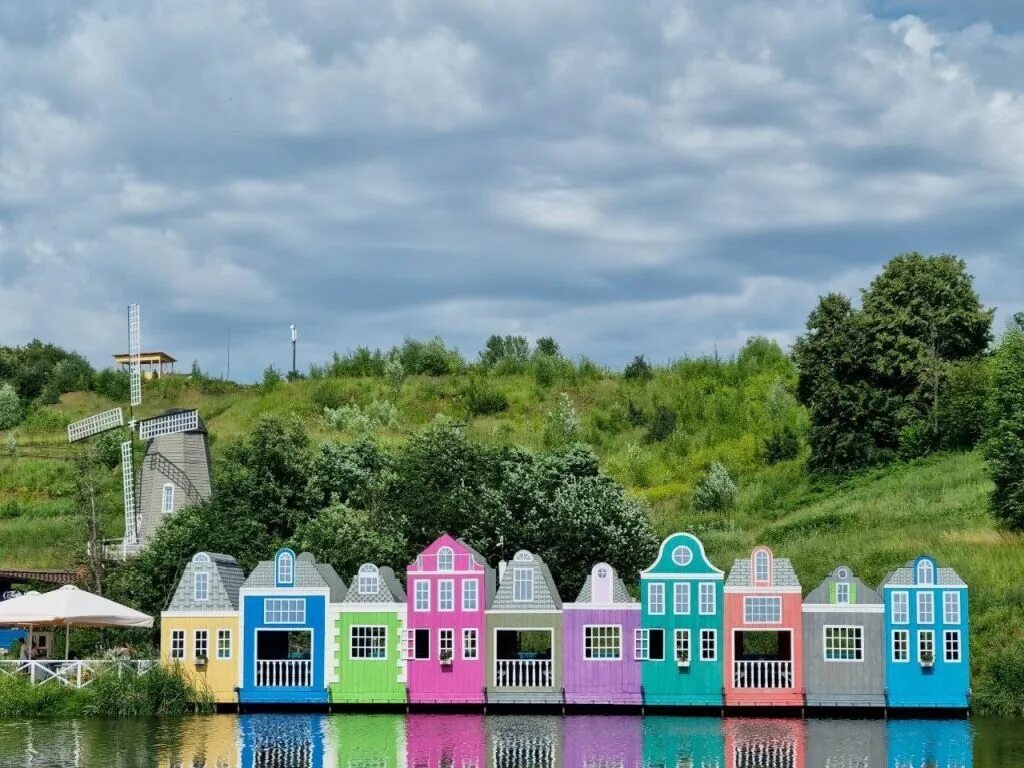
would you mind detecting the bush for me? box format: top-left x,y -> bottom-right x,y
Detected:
939,357 -> 991,449
898,418 -> 935,460
763,425 -> 800,464
323,400 -> 399,433
94,430 -> 124,469
384,356 -> 405,392
3,433 -> 15,457
310,380 -> 348,411
542,393 -> 581,448
0,383 -> 23,430
692,462 -> 738,513
533,354 -> 557,388
623,355 -> 653,382
626,399 -> 648,427
462,377 -> 509,416
91,369 -> 131,401
645,406 -> 678,442
400,337 -> 464,376
260,365 -> 283,392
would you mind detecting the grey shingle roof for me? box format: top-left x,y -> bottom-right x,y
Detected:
342,565 -> 406,603
575,569 -> 634,604
490,550 -> 562,610
458,538 -> 497,606
881,561 -> 966,588
804,565 -> 882,605
167,552 -> 245,612
725,556 -> 801,589
241,551 -> 347,598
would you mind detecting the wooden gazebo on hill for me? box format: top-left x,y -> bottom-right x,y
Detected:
113,351 -> 176,378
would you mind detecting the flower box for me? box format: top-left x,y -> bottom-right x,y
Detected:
194,655 -> 208,668
440,654 -> 453,667
676,655 -> 690,669
920,652 -> 934,668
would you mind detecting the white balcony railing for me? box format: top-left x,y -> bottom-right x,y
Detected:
256,659 -> 312,687
0,659 -> 154,689
495,658 -> 553,688
733,660 -> 793,689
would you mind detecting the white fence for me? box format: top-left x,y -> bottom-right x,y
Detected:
733,660 -> 794,689
494,658 -> 553,689
0,659 -> 155,689
255,659 -> 312,687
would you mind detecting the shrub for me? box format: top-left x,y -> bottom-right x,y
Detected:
542,393 -> 581,448
260,365 -> 283,392
323,400 -> 399,433
93,430 -> 124,468
533,354 -> 557,388
692,462 -> 737,513
898,418 -> 935,460
763,425 -> 800,464
462,377 -> 509,416
310,380 -> 348,411
3,433 -> 15,457
623,355 -> 653,382
626,400 -> 648,427
0,383 -> 23,430
384,356 -> 405,393
645,406 -> 678,442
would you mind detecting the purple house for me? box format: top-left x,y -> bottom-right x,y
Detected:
564,715 -> 642,768
563,562 -> 642,705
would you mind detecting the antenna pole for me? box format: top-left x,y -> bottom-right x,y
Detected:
290,324 -> 298,378
226,325 -> 231,382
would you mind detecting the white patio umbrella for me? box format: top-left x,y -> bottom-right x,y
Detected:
0,585 -> 153,659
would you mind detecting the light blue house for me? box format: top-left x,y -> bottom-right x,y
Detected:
881,556 -> 969,709
238,549 -> 346,705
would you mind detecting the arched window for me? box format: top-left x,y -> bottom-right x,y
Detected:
276,551 -> 294,586
192,552 -> 211,565
514,550 -> 533,562
917,559 -> 934,585
672,545 -> 693,567
358,564 -> 379,595
437,547 -> 454,571
162,484 -> 175,514
753,549 -> 771,585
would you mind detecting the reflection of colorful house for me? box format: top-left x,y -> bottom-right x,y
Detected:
724,718 -> 806,768
238,549 -> 346,705
160,552 -> 245,704
239,714 -> 328,768
331,563 -> 407,705
407,714 -> 485,768
640,533 -> 724,706
805,719 -> 885,768
160,711 -> 239,768
724,547 -> 803,707
802,565 -> 885,708
642,716 -> 724,768
405,535 -> 494,704
563,716 -> 641,768
881,556 -> 970,709
489,714 -> 561,768
562,562 -> 641,705
486,549 -> 563,704
333,714 -> 405,768
886,719 -> 973,768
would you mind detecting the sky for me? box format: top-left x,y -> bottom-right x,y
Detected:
1,1 -> 1023,381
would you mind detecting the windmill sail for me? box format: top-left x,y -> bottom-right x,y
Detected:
121,440 -> 138,545
138,409 -> 200,440
67,408 -> 124,443
128,303 -> 142,408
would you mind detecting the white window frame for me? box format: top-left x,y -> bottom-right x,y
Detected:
350,625 -> 388,660
358,564 -> 379,595
823,625 -> 864,662
161,483 -> 175,514
943,591 -> 961,625
648,583 -> 665,615
401,628 -> 430,661
835,583 -> 850,604
513,567 -> 533,602
414,580 -> 430,612
170,629 -> 185,660
944,630 -> 962,663
918,629 -> 935,664
193,571 -> 209,602
462,628 -> 478,660
891,629 -> 909,663
276,552 -> 294,586
753,550 -> 771,584
217,629 -> 232,660
437,546 -> 455,571
892,591 -> 909,624
917,591 -> 934,625
194,629 -> 208,660
672,545 -> 693,567
743,596 -> 782,624
583,625 -> 622,661
700,629 -> 717,661
699,582 -> 716,615
264,597 -> 305,624
673,582 -> 690,615
634,629 -> 649,661
462,578 -> 479,611
438,579 -> 455,612
674,628 -> 690,662
917,560 -> 934,585
439,628 -> 454,660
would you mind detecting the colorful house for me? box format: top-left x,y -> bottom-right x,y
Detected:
489,713 -> 561,768
642,717 -> 724,768
723,546 -> 804,706
160,551 -> 244,704
405,535 -> 494,704
724,718 -> 805,768
333,713 -> 404,768
330,563 -> 407,705
562,562 -> 641,705
802,565 -> 885,708
486,549 -> 563,704
239,714 -> 329,768
407,714 -> 485,768
880,556 -> 970,709
639,533 -> 724,706
564,715 -> 641,768
237,549 -> 346,705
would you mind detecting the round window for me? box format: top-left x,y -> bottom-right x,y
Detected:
672,545 -> 693,567
596,567 -> 608,579
837,568 -> 849,580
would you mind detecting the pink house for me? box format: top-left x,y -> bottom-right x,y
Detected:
404,534 -> 495,704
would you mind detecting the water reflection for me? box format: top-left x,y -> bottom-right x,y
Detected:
0,713 -> 984,768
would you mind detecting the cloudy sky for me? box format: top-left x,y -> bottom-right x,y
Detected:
1,1 -> 1023,380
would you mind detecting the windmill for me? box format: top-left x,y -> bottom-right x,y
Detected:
66,303 -> 201,557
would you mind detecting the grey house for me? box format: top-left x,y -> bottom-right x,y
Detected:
132,408 -> 212,553
486,549 -> 563,704
802,564 -> 885,707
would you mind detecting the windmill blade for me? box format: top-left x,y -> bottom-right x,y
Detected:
67,408 -> 125,443
128,303 -> 142,408
138,409 -> 199,440
121,440 -> 138,546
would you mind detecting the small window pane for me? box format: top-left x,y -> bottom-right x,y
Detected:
217,630 -> 231,660
743,596 -> 781,623
824,626 -> 863,661
584,626 -> 621,660
350,626 -> 387,659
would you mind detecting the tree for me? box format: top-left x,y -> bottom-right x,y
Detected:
623,355 -> 653,382
291,504 -> 405,580
0,383 -> 22,430
534,337 -> 560,358
985,327 -> 1024,529
384,356 -> 405,394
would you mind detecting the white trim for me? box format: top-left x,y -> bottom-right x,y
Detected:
698,582 -> 717,615
648,582 -> 665,615
943,591 -> 962,625
438,579 -> 455,612
917,591 -> 935,625
486,609 -> 562,615
943,629 -> 963,663
641,573 -> 723,581
673,582 -> 691,616
725,585 -> 802,594
216,628 -> 233,661
917,629 -> 935,664
491,626 -> 556,686
253,627 -> 315,688
406,570 -> 483,577
641,533 -> 725,576
413,580 -> 430,613
561,603 -> 640,612
882,583 -> 968,590
333,603 -> 406,613
348,624 -> 389,661
891,629 -> 910,663
891,591 -> 910,624
582,624 -> 623,662
700,628 -> 718,662
193,571 -> 210,603
742,595 -> 783,624
462,627 -> 479,661
162,611 -> 238,619
462,578 -> 480,612
802,604 -> 884,614
821,624 -> 864,663
673,628 -> 691,663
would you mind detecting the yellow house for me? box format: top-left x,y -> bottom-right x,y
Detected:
159,713 -> 240,768
161,552 -> 244,704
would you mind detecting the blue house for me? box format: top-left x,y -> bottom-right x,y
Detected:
238,549 -> 346,704
880,555 -> 969,709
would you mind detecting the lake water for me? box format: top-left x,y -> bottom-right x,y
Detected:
0,713 -> 1015,767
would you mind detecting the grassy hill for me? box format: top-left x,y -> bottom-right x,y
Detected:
1,357 -> 1022,712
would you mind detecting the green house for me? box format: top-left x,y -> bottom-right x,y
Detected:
332,713 -> 405,768
639,532 -> 725,706
330,563 -> 407,705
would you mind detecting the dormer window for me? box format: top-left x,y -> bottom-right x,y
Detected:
162,484 -> 175,514
437,547 -> 454,571
836,582 -> 850,604
753,548 -> 771,585
276,551 -> 294,586
514,550 -> 533,562
917,559 -> 934,585
513,567 -> 533,602
358,564 -> 379,595
194,571 -> 209,602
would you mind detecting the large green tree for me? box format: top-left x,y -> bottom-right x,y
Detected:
985,326 -> 1024,529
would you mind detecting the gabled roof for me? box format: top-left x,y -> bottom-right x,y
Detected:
241,551 -> 347,601
804,565 -> 882,605
881,560 -> 966,588
342,566 -> 406,604
725,556 -> 800,589
491,550 -> 562,610
167,552 -> 245,612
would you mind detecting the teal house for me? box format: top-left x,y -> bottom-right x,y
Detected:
639,532 -> 724,706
